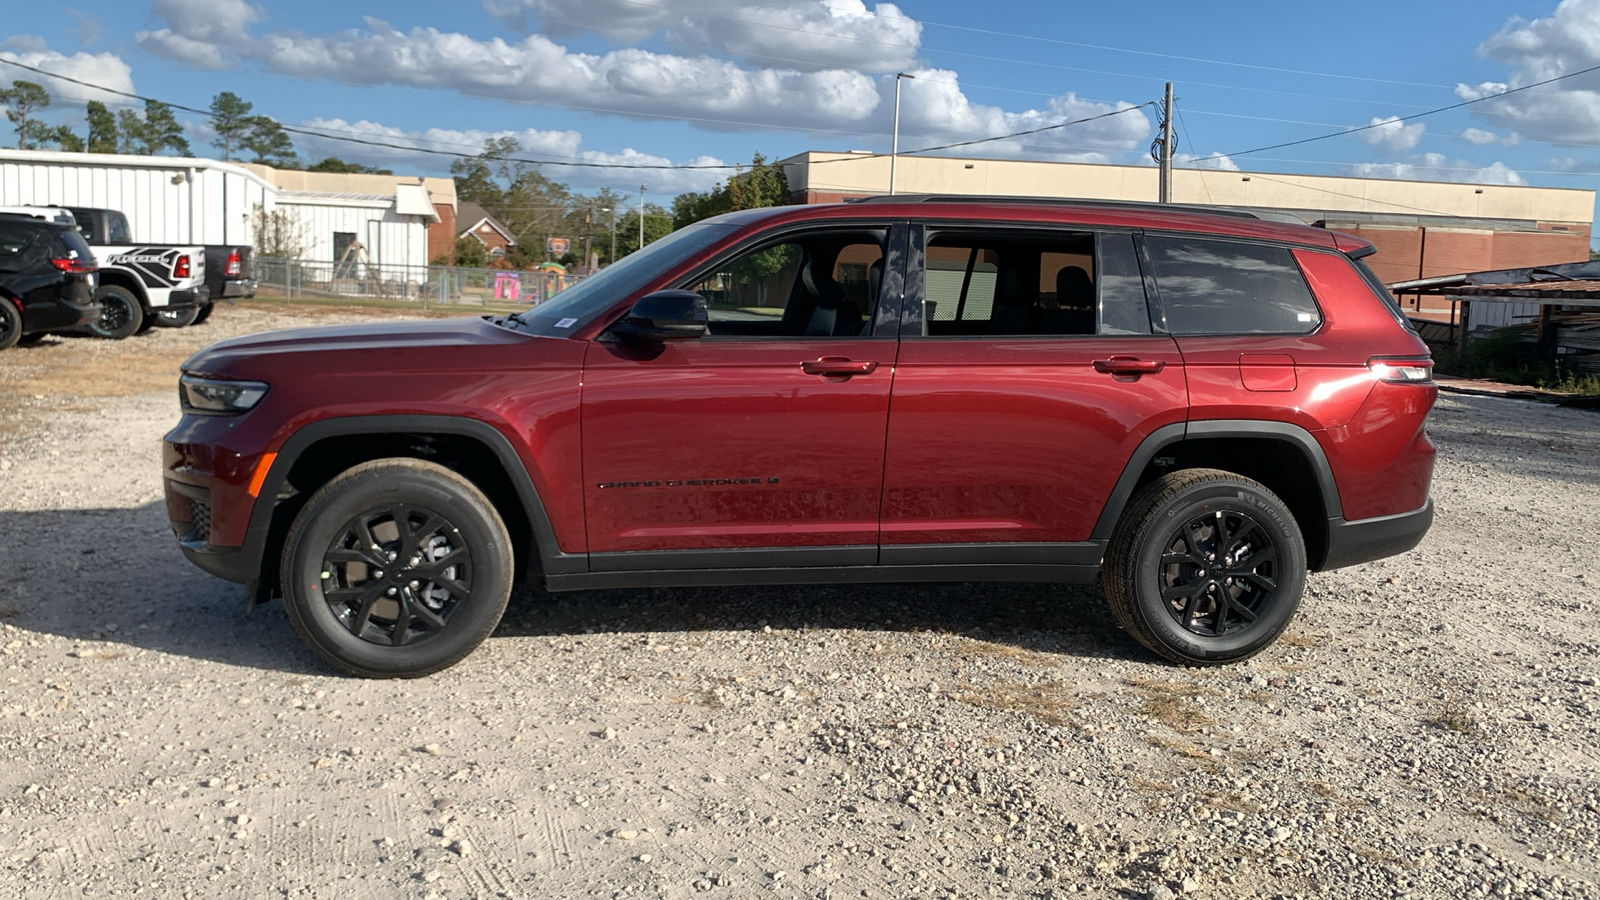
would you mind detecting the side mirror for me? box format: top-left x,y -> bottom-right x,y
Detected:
607,290 -> 708,342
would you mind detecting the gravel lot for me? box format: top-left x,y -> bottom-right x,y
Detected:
1,305 -> 1597,900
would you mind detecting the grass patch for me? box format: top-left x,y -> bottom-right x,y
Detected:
0,606 -> 19,619
953,679 -> 1077,727
1426,693 -> 1482,736
1145,734 -> 1215,763
1129,677 -> 1217,733
669,690 -> 726,711
1278,630 -> 1318,649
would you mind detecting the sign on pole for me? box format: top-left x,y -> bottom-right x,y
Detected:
547,238 -> 570,255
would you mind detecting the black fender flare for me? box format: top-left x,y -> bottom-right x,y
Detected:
247,415 -> 584,578
1088,419 -> 1344,543
95,270 -> 151,307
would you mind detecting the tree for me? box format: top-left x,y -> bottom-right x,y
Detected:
249,203 -> 311,258
670,152 -> 790,229
240,116 -> 297,167
85,101 -> 117,153
448,137 -> 573,261
50,126 -> 84,152
0,80 -> 51,150
306,156 -> 393,175
209,92 -> 253,161
614,204 -> 673,258
119,100 -> 190,155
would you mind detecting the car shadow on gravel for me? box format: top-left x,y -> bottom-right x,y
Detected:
496,580 -> 1148,663
0,503 -> 1149,676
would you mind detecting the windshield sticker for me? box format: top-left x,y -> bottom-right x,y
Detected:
554,317 -> 578,328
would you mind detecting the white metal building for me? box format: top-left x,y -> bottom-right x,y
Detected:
0,149 -> 452,271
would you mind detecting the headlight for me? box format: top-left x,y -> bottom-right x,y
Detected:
180,374 -> 269,414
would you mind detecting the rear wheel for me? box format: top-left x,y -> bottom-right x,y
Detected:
152,305 -> 200,328
87,285 -> 143,339
0,300 -> 20,350
280,459 -> 514,678
1102,469 -> 1306,665
192,301 -> 215,324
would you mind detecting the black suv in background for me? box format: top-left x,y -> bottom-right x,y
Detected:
0,215 -> 99,349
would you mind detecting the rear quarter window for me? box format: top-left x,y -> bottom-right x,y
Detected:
1145,236 -> 1322,335
0,223 -> 36,260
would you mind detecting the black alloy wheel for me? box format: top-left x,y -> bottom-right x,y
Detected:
1156,508 -> 1278,637
319,505 -> 474,647
281,458 -> 513,678
1103,468 -> 1306,665
87,285 -> 142,339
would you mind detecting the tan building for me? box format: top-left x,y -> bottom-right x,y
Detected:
781,151 -> 1596,315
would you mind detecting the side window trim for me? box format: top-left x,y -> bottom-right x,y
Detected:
1131,232 -> 1168,334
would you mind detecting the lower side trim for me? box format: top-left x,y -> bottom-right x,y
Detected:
544,563 -> 1100,592
1318,499 -> 1433,571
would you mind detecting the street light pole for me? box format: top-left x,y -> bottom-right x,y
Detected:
890,72 -> 915,196
638,182 -> 646,251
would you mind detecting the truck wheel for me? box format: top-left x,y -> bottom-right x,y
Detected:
192,301 -> 215,325
1102,469 -> 1306,666
0,300 -> 20,350
87,285 -> 143,339
280,459 -> 514,678
152,306 -> 200,328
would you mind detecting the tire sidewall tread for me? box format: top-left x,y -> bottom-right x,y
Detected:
1103,468 -> 1306,666
280,458 -> 513,678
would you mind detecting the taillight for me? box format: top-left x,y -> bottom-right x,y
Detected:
225,250 -> 241,276
174,255 -> 191,279
1370,358 -> 1434,383
50,257 -> 96,274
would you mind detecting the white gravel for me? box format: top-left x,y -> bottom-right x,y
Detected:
0,308 -> 1597,899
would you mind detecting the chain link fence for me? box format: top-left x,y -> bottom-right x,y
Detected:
252,257 -> 588,311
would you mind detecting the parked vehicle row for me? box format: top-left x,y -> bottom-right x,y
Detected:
0,215 -> 101,349
0,204 -> 254,348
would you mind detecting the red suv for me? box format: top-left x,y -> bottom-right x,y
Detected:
164,197 -> 1436,677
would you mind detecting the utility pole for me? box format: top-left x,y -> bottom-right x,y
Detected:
583,200 -> 593,273
889,72 -> 915,196
608,207 -> 617,264
638,183 -> 646,251
1159,82 -> 1174,204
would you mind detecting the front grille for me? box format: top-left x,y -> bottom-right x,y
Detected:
188,498 -> 212,543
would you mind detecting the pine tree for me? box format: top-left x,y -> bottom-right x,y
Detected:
209,92 -> 252,161
85,101 -> 117,153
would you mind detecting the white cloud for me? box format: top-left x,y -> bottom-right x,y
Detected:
1344,152 -> 1526,186
136,0 -> 264,69
0,46 -> 135,104
293,117 -> 730,193
1356,115 -> 1426,154
1176,151 -> 1239,171
131,8 -> 1150,155
1458,0 -> 1600,144
1459,126 -> 1520,145
489,0 -> 922,72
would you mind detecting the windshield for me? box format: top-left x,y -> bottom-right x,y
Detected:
508,221 -> 739,337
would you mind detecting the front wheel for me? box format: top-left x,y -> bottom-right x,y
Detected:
87,285 -> 143,339
1102,469 -> 1306,666
280,459 -> 514,678
152,305 -> 200,328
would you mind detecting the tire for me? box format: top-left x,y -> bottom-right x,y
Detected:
192,301 -> 215,325
152,305 -> 200,328
1102,468 -> 1306,666
87,285 -> 143,339
0,300 -> 20,350
16,332 -> 46,346
280,459 -> 514,678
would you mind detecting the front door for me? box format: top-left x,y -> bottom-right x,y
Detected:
580,224 -> 903,569
880,227 -> 1189,562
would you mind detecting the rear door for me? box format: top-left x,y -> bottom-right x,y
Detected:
579,222 -> 906,569
879,225 -> 1188,562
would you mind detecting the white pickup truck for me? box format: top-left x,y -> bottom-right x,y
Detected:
0,206 -> 209,338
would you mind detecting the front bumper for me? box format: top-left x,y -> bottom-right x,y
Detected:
1319,498 -> 1433,570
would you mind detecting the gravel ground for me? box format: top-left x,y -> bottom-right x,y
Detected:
0,306 -> 1597,899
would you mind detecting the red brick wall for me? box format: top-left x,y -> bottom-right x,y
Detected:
427,203 -> 456,264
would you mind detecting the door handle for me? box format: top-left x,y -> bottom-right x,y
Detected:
802,357 -> 878,377
1093,357 -> 1165,376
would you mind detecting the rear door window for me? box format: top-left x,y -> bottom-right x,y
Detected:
72,210 -> 96,242
1144,236 -> 1321,335
0,223 -> 36,265
109,213 -> 131,244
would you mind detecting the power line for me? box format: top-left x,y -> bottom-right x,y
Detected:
1217,62 -> 1600,160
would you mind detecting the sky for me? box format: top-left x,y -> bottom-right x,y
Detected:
4,0 -> 1600,209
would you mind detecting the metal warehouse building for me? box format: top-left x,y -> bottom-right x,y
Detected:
781,151 -> 1596,318
0,149 -> 457,269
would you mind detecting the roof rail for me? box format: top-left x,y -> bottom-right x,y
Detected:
843,194 -> 1267,220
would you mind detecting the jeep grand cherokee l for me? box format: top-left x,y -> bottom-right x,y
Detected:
164,197 -> 1436,677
